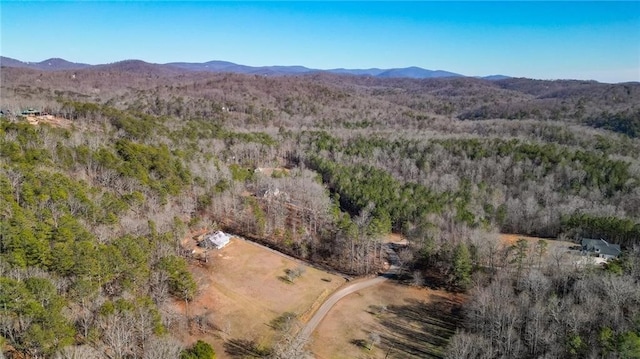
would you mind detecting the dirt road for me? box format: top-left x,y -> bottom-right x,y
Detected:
298,275 -> 389,342
299,243 -> 401,342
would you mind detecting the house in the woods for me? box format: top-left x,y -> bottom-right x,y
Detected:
260,187 -> 281,198
199,231 -> 232,249
581,238 -> 621,260
256,186 -> 290,201
21,108 -> 41,116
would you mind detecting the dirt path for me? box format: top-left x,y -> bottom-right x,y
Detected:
298,276 -> 388,342
299,243 -> 401,342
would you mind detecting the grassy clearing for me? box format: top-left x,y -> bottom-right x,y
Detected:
170,237 -> 346,358
312,281 -> 463,359
499,233 -> 575,249
499,233 -> 582,267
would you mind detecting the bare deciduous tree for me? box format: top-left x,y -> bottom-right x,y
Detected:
102,314 -> 133,359
142,336 -> 183,359
55,345 -> 105,359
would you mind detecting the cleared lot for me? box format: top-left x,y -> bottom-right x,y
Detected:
173,233 -> 466,358
499,233 -> 575,249
311,281 -> 463,359
171,237 -> 346,358
499,233 -> 586,267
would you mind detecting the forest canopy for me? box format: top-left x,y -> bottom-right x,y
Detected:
1,65 -> 639,358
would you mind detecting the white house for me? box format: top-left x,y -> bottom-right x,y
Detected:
199,231 -> 232,249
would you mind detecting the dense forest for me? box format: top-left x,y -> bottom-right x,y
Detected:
1,63 -> 639,358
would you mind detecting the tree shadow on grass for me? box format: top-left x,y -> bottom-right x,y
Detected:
371,295 -> 463,359
397,267 -> 450,290
223,338 -> 272,358
350,338 -> 368,349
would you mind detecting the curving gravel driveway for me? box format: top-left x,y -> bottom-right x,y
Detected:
298,243 -> 401,342
298,275 -> 389,342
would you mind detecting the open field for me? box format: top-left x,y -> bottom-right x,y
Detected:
499,233 -> 577,257
170,237 -> 346,358
24,114 -> 73,128
311,281 -> 464,359
499,233 -> 575,249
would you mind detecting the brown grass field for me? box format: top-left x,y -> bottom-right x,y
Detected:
25,114 -> 73,128
170,237 -> 346,358
500,233 -> 578,255
311,281 -> 464,359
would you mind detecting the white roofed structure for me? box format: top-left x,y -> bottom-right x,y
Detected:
199,231 -> 232,249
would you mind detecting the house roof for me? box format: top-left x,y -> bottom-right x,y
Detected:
581,238 -> 621,257
21,108 -> 40,115
201,231 -> 231,249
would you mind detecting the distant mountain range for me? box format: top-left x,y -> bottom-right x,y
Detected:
0,56 -> 509,80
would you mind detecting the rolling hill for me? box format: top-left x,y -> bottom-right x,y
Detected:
1,56 -> 503,79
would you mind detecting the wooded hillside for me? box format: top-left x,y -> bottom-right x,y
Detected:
1,65 -> 639,358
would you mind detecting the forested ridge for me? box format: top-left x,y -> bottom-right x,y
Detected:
1,64 -> 640,358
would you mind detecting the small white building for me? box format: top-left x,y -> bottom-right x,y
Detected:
199,231 -> 232,249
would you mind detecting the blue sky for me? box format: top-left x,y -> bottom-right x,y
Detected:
1,1 -> 639,83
